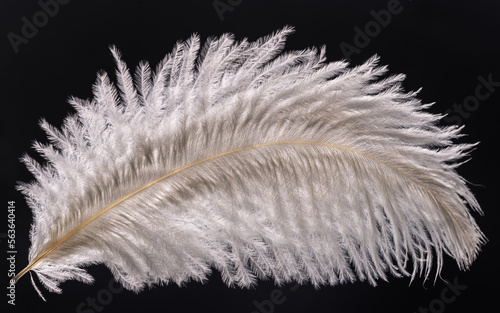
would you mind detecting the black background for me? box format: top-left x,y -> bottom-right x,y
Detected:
1,0 -> 499,312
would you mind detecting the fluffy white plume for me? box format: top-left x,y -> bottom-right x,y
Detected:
16,26 -> 484,297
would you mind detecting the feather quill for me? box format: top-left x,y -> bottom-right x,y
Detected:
15,27 -> 485,297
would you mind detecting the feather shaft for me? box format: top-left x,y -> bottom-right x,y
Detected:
15,141 -> 468,283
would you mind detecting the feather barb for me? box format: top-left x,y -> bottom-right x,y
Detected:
15,141 -> 467,283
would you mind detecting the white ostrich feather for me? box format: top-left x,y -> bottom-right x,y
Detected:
15,27 -> 485,297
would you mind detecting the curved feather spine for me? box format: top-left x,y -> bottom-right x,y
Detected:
13,141 -> 467,281
16,27 -> 484,296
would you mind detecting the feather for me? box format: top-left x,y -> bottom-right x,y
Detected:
15,26 -> 485,297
